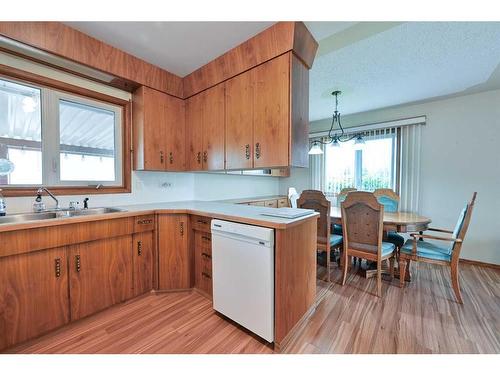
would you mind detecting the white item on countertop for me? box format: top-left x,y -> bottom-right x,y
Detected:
260,207 -> 314,219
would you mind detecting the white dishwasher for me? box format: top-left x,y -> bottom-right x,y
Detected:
211,219 -> 274,342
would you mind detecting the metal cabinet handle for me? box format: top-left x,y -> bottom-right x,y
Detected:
201,235 -> 211,241
137,219 -> 153,225
197,152 -> 201,164
137,240 -> 143,256
201,252 -> 211,259
202,272 -> 212,279
245,144 -> 250,160
169,152 -> 173,164
160,151 -> 164,163
255,143 -> 261,159
75,255 -> 81,273
197,219 -> 207,224
203,151 -> 208,163
55,258 -> 61,278
180,222 -> 184,236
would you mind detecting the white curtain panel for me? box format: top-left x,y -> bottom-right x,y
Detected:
309,138 -> 326,191
399,124 -> 423,212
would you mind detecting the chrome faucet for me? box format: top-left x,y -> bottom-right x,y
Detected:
36,187 -> 60,210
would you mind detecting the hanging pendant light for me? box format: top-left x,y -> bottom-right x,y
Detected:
308,141 -> 324,155
308,90 -> 365,155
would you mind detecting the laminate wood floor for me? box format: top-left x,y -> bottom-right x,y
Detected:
7,262 -> 500,354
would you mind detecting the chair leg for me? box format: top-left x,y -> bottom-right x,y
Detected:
389,256 -> 395,280
326,248 -> 331,282
399,258 -> 407,288
377,261 -> 382,297
450,261 -> 463,304
341,250 -> 349,286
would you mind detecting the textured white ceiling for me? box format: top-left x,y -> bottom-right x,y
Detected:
309,22 -> 500,121
66,22 -> 275,77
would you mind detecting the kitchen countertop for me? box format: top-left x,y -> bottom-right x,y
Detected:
219,195 -> 287,204
0,200 -> 318,232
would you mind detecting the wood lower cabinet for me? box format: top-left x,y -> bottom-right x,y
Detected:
0,247 -> 70,351
132,231 -> 154,297
157,214 -> 191,290
193,228 -> 213,297
68,236 -> 134,321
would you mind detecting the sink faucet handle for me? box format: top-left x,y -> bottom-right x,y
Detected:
83,198 -> 89,209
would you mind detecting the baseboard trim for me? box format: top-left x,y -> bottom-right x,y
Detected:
460,258 -> 500,269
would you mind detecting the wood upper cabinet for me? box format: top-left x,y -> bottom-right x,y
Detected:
252,53 -> 290,168
0,247 -> 70,351
157,214 -> 191,290
224,52 -> 309,170
132,231 -> 154,297
186,84 -> 225,171
225,69 -> 254,170
133,86 -> 185,171
68,236 -> 133,321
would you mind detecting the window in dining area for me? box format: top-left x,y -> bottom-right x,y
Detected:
324,128 -> 398,195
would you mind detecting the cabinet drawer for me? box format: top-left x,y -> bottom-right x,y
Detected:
277,198 -> 288,208
134,215 -> 155,232
191,215 -> 211,232
249,201 -> 265,207
264,200 -> 278,208
198,268 -> 213,296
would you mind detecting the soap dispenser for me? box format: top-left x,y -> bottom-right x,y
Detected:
0,189 -> 5,216
33,192 -> 46,212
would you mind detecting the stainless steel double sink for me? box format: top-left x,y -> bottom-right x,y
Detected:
0,207 -> 127,225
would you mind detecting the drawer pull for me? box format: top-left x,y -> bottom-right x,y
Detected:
245,144 -> 250,160
197,219 -> 208,225
169,152 -> 174,164
202,272 -> 212,279
137,219 -> 153,225
75,255 -> 81,273
201,235 -> 211,241
255,142 -> 261,159
201,252 -> 211,259
203,151 -> 208,163
160,151 -> 164,163
137,240 -> 143,256
197,152 -> 201,164
55,258 -> 61,278
180,222 -> 184,236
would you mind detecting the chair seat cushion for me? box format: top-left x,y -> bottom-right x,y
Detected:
381,242 -> 396,257
330,234 -> 343,247
386,232 -> 405,248
401,239 -> 451,262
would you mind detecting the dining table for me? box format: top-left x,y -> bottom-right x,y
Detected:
329,206 -> 432,280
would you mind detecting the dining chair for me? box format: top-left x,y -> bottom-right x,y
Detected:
297,190 -> 342,282
341,191 -> 396,297
373,188 -> 405,250
399,192 -> 477,304
334,187 -> 357,235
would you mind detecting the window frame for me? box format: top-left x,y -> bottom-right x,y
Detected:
0,64 -> 131,197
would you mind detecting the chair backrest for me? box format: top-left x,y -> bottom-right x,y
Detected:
373,188 -> 400,212
341,191 -> 384,257
288,187 -> 299,208
337,187 -> 357,204
450,192 -> 477,256
297,190 -> 331,245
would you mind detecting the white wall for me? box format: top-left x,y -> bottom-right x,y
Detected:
281,89 -> 500,264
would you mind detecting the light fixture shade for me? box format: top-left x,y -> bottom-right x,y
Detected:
353,135 -> 365,150
308,142 -> 324,155
332,139 -> 340,147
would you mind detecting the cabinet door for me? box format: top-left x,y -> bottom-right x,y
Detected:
225,70 -> 254,170
252,53 -> 290,168
194,231 -> 213,297
158,214 -> 191,290
164,95 -> 186,171
133,86 -> 167,171
202,84 -> 225,170
0,247 -> 70,351
186,94 -> 204,171
132,231 -> 154,297
69,236 -> 133,321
